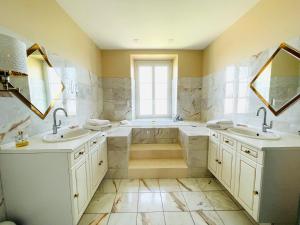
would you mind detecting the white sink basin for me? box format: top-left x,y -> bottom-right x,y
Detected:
43,128 -> 91,143
227,126 -> 280,140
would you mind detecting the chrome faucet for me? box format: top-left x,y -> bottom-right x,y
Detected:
174,114 -> 183,122
53,108 -> 68,134
256,107 -> 273,132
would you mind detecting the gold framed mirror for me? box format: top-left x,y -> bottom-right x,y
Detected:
250,43 -> 300,116
9,43 -> 65,119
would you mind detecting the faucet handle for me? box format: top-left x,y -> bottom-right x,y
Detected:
58,120 -> 62,127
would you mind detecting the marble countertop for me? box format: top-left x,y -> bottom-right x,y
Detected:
107,127 -> 132,137
0,130 -> 105,153
214,129 -> 300,150
178,124 -> 209,136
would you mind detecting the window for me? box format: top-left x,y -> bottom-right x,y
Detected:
224,65 -> 250,114
134,60 -> 172,118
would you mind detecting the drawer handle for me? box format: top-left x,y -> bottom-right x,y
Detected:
218,161 -> 222,164
244,150 -> 251,154
74,193 -> 79,198
79,151 -> 84,155
253,191 -> 259,195
212,134 -> 216,137
215,159 -> 219,162
93,140 -> 97,144
98,160 -> 103,166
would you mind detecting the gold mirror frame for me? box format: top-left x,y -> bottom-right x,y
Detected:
250,43 -> 300,116
8,44 -> 65,119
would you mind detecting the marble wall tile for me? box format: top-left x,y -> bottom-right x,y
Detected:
108,151 -> 129,169
106,134 -> 131,178
132,128 -> 178,144
201,37 -> 300,134
102,77 -> 132,121
107,137 -> 129,151
177,77 -> 202,120
178,129 -> 211,177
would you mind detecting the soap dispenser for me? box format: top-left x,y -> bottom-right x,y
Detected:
15,130 -> 29,147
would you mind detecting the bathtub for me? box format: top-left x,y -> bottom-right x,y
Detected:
120,119 -> 206,128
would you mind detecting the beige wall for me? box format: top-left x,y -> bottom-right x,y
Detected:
102,50 -> 203,77
0,0 -> 101,76
203,0 -> 300,76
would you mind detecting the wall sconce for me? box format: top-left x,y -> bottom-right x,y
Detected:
0,33 -> 28,91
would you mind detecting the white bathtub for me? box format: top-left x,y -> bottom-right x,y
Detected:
120,119 -> 206,128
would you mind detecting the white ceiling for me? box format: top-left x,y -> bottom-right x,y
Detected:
56,0 -> 260,50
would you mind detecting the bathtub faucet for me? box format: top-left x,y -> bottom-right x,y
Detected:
174,114 -> 183,122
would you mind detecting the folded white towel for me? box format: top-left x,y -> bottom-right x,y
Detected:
207,119 -> 233,125
120,120 -> 129,125
86,119 -> 110,126
83,123 -> 112,131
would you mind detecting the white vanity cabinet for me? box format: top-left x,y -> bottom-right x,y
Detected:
89,136 -> 108,194
207,130 -> 236,194
208,129 -> 300,224
0,132 -> 108,225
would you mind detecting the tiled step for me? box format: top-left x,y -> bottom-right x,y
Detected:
130,144 -> 184,159
128,159 -> 188,178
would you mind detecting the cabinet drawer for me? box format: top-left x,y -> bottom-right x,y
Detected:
210,130 -> 220,143
239,143 -> 263,164
71,145 -> 86,166
222,135 -> 236,149
89,133 -> 106,148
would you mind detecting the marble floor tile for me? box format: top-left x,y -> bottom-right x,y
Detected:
138,193 -> 163,212
159,179 -> 181,192
108,213 -> 137,225
139,179 -> 160,192
118,179 -> 140,192
194,178 -> 224,191
137,212 -> 165,225
78,213 -> 109,225
112,193 -> 139,212
177,178 -> 202,191
161,192 -> 188,212
182,191 -> 214,211
217,210 -> 254,225
191,210 -> 224,225
98,179 -> 121,193
164,212 -> 195,225
85,193 -> 116,213
205,191 -> 240,210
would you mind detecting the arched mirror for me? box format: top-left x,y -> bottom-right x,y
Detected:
250,43 -> 300,115
9,43 -> 65,119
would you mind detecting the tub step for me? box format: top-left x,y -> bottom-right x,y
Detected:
128,159 -> 188,178
130,144 -> 184,159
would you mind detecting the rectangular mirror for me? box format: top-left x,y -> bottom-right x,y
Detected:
250,43 -> 300,115
9,43 -> 64,119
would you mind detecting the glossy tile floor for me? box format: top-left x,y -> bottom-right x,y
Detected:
78,178 -> 256,225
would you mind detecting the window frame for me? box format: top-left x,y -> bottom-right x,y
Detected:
134,60 -> 173,119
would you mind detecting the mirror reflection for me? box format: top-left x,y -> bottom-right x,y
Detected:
9,44 -> 64,118
251,43 -> 300,115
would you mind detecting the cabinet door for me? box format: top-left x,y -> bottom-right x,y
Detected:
219,145 -> 235,192
72,158 -> 89,221
98,140 -> 108,181
235,154 -> 262,220
208,139 -> 219,177
90,146 -> 101,191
